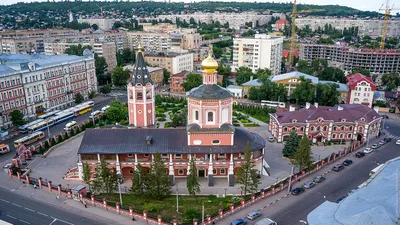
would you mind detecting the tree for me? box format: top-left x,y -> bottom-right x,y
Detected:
381,72 -> 400,91
316,83 -> 339,106
105,100 -> 128,123
318,67 -> 346,83
95,55 -> 108,77
74,93 -> 84,104
148,152 -> 171,199
82,162 -> 92,190
122,48 -> 135,65
291,136 -> 313,171
111,66 -> 130,87
187,155 -> 201,196
9,110 -> 25,127
248,87 -> 259,100
100,85 -> 112,94
236,67 -> 255,85
65,44 -> 92,56
236,141 -> 260,196
88,91 -> 96,99
170,111 -> 187,127
351,68 -> 370,77
130,163 -> 148,196
255,68 -> 272,80
296,60 -> 313,75
91,24 -> 98,30
282,130 -> 300,157
163,69 -> 170,84
91,158 -> 118,195
217,64 -> 231,77
310,58 -> 328,76
182,73 -> 203,91
290,76 -> 316,106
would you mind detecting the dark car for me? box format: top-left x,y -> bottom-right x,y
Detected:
355,152 -> 365,158
342,159 -> 353,166
333,164 -> 345,172
384,137 -> 392,142
291,187 -> 305,196
231,218 -> 247,225
313,175 -> 325,183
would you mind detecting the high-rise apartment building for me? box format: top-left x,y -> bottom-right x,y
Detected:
232,34 -> 283,75
300,44 -> 400,74
0,52 -> 97,129
145,52 -> 193,74
78,18 -> 116,30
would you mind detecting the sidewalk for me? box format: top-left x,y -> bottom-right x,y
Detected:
0,172 -> 147,225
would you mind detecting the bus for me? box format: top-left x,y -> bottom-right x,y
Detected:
64,121 -> 77,131
89,110 -> 102,119
84,101 -> 94,107
27,119 -> 54,133
13,131 -> 45,148
73,105 -> 92,116
50,111 -> 74,124
18,119 -> 44,133
369,164 -> 384,176
37,110 -> 60,120
101,105 -> 110,113
0,144 -> 10,155
261,100 -> 286,108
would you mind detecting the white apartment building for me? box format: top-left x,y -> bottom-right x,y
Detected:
347,73 -> 376,108
0,53 -> 97,129
126,32 -> 170,53
44,41 -> 117,71
78,18 -> 116,31
145,52 -> 193,74
296,18 -> 400,38
232,34 -> 283,75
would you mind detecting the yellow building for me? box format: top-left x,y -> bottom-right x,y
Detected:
270,71 -> 319,96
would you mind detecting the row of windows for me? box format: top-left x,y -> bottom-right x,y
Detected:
1,78 -> 21,88
283,125 -> 367,132
1,98 -> 25,111
1,88 -> 24,100
355,86 -> 371,92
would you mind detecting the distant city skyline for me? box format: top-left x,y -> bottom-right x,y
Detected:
0,0 -> 386,13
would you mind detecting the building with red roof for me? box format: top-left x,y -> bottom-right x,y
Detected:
275,18 -> 289,31
346,73 -> 376,108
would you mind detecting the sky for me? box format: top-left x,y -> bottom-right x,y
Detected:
0,0 -> 383,13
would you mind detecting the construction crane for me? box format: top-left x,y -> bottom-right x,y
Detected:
96,4 -> 104,17
379,0 -> 399,49
288,0 -> 325,71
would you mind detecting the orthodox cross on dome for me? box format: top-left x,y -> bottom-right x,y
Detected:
208,44 -> 213,57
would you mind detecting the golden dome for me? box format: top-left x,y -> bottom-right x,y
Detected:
201,54 -> 218,70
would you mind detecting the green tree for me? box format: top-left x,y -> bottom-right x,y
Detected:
282,130 -> 300,157
236,141 -> 260,196
130,163 -> 148,196
235,67 -> 255,85
381,72 -> 400,91
187,155 -> 201,196
316,83 -> 339,106
99,85 -> 112,94
296,60 -> 313,75
310,58 -> 328,76
318,67 -> 346,83
148,152 -> 171,199
111,66 -> 130,87
351,68 -> 371,77
91,24 -> 98,30
170,111 -> 187,127
291,136 -> 313,171
248,87 -> 259,100
217,64 -> 231,76
105,100 -> 128,123
9,110 -> 25,127
163,69 -> 171,84
91,158 -> 118,195
74,93 -> 84,104
255,68 -> 272,80
182,73 -> 203,91
95,55 -> 108,77
82,162 -> 92,190
65,44 -> 92,56
122,48 -> 135,65
88,91 -> 96,99
290,76 -> 316,106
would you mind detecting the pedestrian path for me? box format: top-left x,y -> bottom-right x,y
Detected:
389,135 -> 400,140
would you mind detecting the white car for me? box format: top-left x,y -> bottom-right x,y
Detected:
396,140 -> 400,145
363,148 -> 373,154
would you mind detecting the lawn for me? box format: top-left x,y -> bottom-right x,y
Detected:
243,123 -> 260,127
101,194 -> 237,224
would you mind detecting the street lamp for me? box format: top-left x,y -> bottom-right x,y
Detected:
117,174 -> 123,208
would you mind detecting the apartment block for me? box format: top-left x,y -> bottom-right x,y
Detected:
78,18 -> 116,30
44,41 -> 117,71
145,52 -> 193,74
232,34 -> 283,75
296,18 -> 400,38
0,53 -> 97,129
300,44 -> 400,74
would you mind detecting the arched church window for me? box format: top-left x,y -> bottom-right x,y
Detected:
207,111 -> 214,122
137,92 -> 143,100
146,90 -> 151,99
195,110 -> 199,121
129,91 -> 133,99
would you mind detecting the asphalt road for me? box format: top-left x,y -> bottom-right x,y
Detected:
0,95 -> 127,164
218,118 -> 400,225
0,186 -> 105,225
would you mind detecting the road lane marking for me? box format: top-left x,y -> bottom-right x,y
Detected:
0,199 -> 10,203
12,203 -> 22,207
24,207 -> 35,212
49,218 -> 57,225
37,212 -> 49,217
20,219 -> 30,224
50,217 -> 74,225
6,215 -> 17,219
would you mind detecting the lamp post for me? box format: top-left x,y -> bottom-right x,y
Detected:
117,174 -> 123,208
176,185 -> 179,213
288,166 -> 294,193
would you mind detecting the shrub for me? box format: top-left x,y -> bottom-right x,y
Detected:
44,140 -> 50,149
157,118 -> 166,122
57,134 -> 63,143
70,128 -> 75,136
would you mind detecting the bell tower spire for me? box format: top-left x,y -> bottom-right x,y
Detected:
201,44 -> 218,85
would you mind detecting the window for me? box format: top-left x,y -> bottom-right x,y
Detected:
220,168 -> 226,175
146,91 -> 151,99
323,126 -> 327,131
178,169 -> 184,175
333,126 -> 337,131
128,154 -> 133,157
212,140 -> 220,145
213,169 -> 217,174
339,133 -> 344,139
137,92 -> 143,100
129,169 -> 134,174
283,127 -> 288,132
194,110 -> 199,121
175,154 -> 182,159
144,154 -> 149,157
348,134 -> 352,138
218,154 -> 226,158
207,111 -> 214,122
300,127 -> 304,132
349,126 -> 353,131
310,126 -> 314,132
292,127 -> 296,131
162,154 -> 168,158
332,134 -> 337,139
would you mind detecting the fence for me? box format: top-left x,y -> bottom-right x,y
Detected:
6,139 -> 366,225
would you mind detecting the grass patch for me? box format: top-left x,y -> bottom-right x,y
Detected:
157,118 -> 166,122
243,123 -> 260,127
164,122 -> 172,128
233,123 -> 241,127
101,194 -> 235,224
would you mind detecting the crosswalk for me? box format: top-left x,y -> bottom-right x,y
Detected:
389,135 -> 400,140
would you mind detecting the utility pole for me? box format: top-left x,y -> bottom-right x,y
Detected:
202,202 -> 205,224
118,175 -> 123,208
176,186 -> 179,213
288,165 -> 294,193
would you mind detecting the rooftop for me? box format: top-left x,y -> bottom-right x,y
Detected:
187,84 -> 232,100
226,85 -> 242,90
308,156 -> 400,225
241,79 -> 262,87
346,73 -> 376,91
145,52 -> 191,58
319,80 -> 349,92
271,71 -> 319,84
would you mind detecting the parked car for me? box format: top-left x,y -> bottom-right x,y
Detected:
384,137 -> 391,142
333,164 -> 345,172
246,211 -> 261,220
396,140 -> 400,145
342,159 -> 353,166
231,218 -> 247,225
255,218 -> 278,225
303,181 -> 316,189
336,196 -> 347,203
371,144 -> 380,149
291,187 -> 305,195
313,175 -> 325,183
363,148 -> 373,154
355,152 -> 365,158
379,140 -> 386,145
268,137 -> 275,142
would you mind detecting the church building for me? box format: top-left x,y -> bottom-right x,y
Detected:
75,48 -> 266,186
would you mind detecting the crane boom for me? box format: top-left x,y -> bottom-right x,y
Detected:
379,0 -> 399,49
